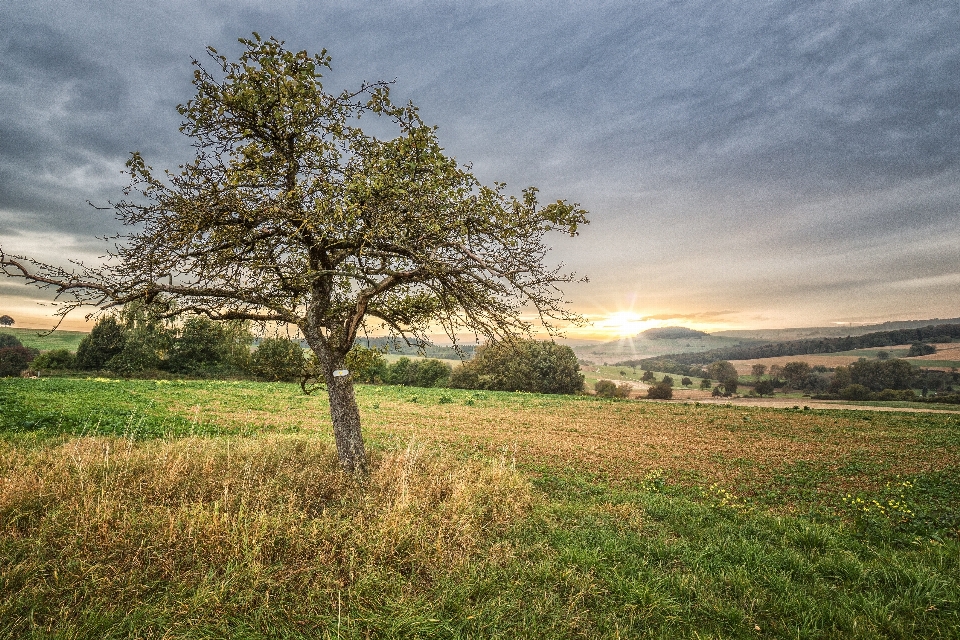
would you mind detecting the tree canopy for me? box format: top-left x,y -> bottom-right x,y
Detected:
0,35 -> 588,471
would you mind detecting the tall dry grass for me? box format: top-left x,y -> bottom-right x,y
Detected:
0,435 -> 532,636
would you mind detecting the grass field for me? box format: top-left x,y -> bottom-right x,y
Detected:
0,327 -> 86,351
2,379 -> 959,637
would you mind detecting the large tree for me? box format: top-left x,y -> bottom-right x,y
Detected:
0,35 -> 588,471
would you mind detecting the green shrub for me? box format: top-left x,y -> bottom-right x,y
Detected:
840,384 -> 872,401
250,337 -> 306,382
345,346 -> 388,383
0,346 -> 37,377
595,380 -> 631,399
448,340 -> 583,394
0,333 -> 23,349
32,349 -> 76,370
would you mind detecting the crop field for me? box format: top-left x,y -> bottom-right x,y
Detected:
2,378 -> 959,637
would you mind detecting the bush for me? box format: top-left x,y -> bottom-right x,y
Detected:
840,384 -> 872,401
681,377 -> 692,387
595,380 -> 631,398
250,337 -> 306,382
449,340 -> 583,394
345,346 -> 388,383
0,333 -> 23,349
0,346 -> 37,377
699,378 -> 712,390
387,357 -> 452,388
32,349 -> 76,370
646,380 -> 673,399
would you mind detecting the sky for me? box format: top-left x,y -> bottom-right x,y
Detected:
1,0 -> 958,339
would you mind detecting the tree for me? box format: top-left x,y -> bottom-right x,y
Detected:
751,364 -> 767,380
0,315 -> 13,326
646,380 -> 673,399
0,36 -> 587,472
754,379 -> 775,397
876,350 -> 890,361
781,361 -> 812,389
699,378 -> 712,390
75,317 -> 125,370
681,376 -> 692,387
448,340 -> 583,394
708,361 -> 739,395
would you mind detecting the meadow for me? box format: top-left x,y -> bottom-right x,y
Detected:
2,378 -> 959,638
0,328 -> 86,352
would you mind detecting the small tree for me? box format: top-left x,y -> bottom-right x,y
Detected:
751,364 -> 767,380
0,36 -> 587,472
681,376 -> 692,387
754,379 -> 775,397
0,315 -> 13,326
75,317 -> 126,370
699,378 -> 712,390
876,350 -> 890,361
0,334 -> 23,349
0,346 -> 37,377
641,370 -> 655,383
647,380 -> 673,399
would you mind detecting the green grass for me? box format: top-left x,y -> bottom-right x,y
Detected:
1,378 -> 959,637
0,327 -> 86,351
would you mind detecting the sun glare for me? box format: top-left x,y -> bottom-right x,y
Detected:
593,311 -> 653,339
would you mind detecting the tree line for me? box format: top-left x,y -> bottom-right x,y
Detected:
644,324 -> 960,366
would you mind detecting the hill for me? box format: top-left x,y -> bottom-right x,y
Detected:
645,323 -> 960,366
714,317 -> 960,341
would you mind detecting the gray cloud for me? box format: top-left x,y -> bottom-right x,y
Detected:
1,0 -> 958,329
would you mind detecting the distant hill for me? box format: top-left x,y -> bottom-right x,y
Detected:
572,332 -> 759,363
647,323 -> 960,366
713,318 -> 960,341
640,326 -> 709,340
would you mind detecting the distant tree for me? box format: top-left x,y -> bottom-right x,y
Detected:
699,378 -> 712,390
848,358 -> 913,391
708,361 -> 739,395
751,364 -> 767,379
661,375 -> 674,387
75,317 -> 125,370
0,346 -> 36,377
840,384 -> 872,401
250,337 -> 306,382
711,385 -> 723,397
681,376 -> 692,387
646,380 -> 673,399
641,370 -> 655,383
781,361 -> 812,389
754,379 -> 775,397
0,315 -> 13,326
908,343 -> 936,357
828,365 -> 852,394
386,357 -> 451,388
876,350 -> 890,360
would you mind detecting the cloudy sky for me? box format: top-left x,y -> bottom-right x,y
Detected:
1,0 -> 958,338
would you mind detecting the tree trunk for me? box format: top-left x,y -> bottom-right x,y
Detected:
324,368 -> 367,473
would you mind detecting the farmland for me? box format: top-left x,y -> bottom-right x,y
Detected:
2,378 -> 959,637
0,328 -> 86,352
